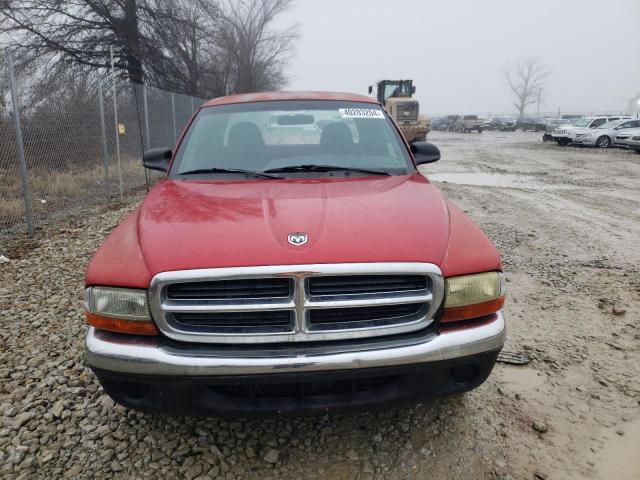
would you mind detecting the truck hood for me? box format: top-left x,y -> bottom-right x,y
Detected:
136,174 -> 451,275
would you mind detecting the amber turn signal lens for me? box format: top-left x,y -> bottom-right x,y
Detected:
86,312 -> 159,336
441,272 -> 505,323
441,296 -> 505,323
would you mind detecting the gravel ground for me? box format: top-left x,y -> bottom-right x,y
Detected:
1,131 -> 639,479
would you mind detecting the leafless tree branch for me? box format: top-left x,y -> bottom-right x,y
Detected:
0,0 -> 298,98
504,57 -> 549,119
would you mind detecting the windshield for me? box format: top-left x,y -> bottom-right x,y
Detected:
170,100 -> 413,177
597,120 -> 624,129
383,82 -> 411,100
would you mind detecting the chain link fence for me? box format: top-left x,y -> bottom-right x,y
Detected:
0,48 -> 205,241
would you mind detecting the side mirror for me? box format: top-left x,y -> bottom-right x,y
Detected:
411,142 -> 440,165
143,148 -> 172,172
368,85 -> 373,94
411,86 -> 416,94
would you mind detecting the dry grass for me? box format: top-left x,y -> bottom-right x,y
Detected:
1,157 -> 148,236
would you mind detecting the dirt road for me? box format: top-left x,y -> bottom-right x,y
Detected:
425,131 -> 640,480
1,131 -> 638,479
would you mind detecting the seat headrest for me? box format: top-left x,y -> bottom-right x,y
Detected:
228,122 -> 265,148
320,122 -> 354,148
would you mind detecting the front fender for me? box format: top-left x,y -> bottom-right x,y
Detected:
439,201 -> 502,277
85,208 -> 152,288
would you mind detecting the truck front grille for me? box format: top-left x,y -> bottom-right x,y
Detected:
308,303 -> 425,330
172,311 -> 294,333
167,278 -> 292,300
308,275 -> 427,296
149,263 -> 444,344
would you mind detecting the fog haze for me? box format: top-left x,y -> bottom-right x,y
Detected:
282,0 -> 640,116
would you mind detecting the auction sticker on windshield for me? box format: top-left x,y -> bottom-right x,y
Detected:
338,108 -> 385,119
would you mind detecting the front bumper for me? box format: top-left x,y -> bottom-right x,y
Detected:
85,312 -> 505,415
86,312 -> 505,377
571,136 -> 597,145
551,133 -> 571,140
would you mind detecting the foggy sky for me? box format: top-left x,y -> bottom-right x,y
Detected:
281,0 -> 640,116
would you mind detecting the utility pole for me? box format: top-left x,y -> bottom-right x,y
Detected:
537,87 -> 543,117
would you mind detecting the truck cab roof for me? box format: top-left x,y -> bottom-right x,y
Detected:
203,91 -> 377,108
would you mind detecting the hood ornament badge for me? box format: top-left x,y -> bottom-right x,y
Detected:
287,232 -> 308,246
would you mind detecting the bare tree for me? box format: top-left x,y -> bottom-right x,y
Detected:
142,0 -> 222,96
213,0 -> 298,94
0,0 -> 146,83
504,58 -> 549,119
0,0 -> 298,97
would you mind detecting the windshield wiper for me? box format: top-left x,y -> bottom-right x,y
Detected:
263,164 -> 390,176
178,168 -> 283,179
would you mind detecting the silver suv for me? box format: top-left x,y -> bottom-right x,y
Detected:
572,118 -> 640,148
552,115 -> 630,146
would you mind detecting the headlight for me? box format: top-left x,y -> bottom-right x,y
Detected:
84,287 -> 158,335
442,272 -> 505,323
632,136 -> 640,141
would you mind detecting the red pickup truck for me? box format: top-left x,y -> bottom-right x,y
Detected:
84,91 -> 506,415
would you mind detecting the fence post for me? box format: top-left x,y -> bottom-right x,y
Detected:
97,80 -> 111,198
171,93 -> 177,144
143,85 -> 150,149
110,46 -> 124,202
5,48 -> 34,235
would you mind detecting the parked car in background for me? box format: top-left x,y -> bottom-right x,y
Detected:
483,118 -> 497,130
573,116 -> 611,129
485,116 -> 518,131
433,115 -> 459,131
613,127 -> 640,149
432,116 -> 452,131
542,119 -> 571,141
446,115 -> 462,131
453,115 -> 484,133
519,117 -> 547,132
550,118 -> 588,144
550,118 -> 584,145
551,115 -> 626,145
430,116 -> 443,130
622,132 -> 640,152
571,118 -> 640,148
498,117 -> 518,131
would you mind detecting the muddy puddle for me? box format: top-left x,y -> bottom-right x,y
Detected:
595,417 -> 640,480
428,172 -> 552,190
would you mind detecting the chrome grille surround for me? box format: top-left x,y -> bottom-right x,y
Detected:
149,263 -> 444,344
